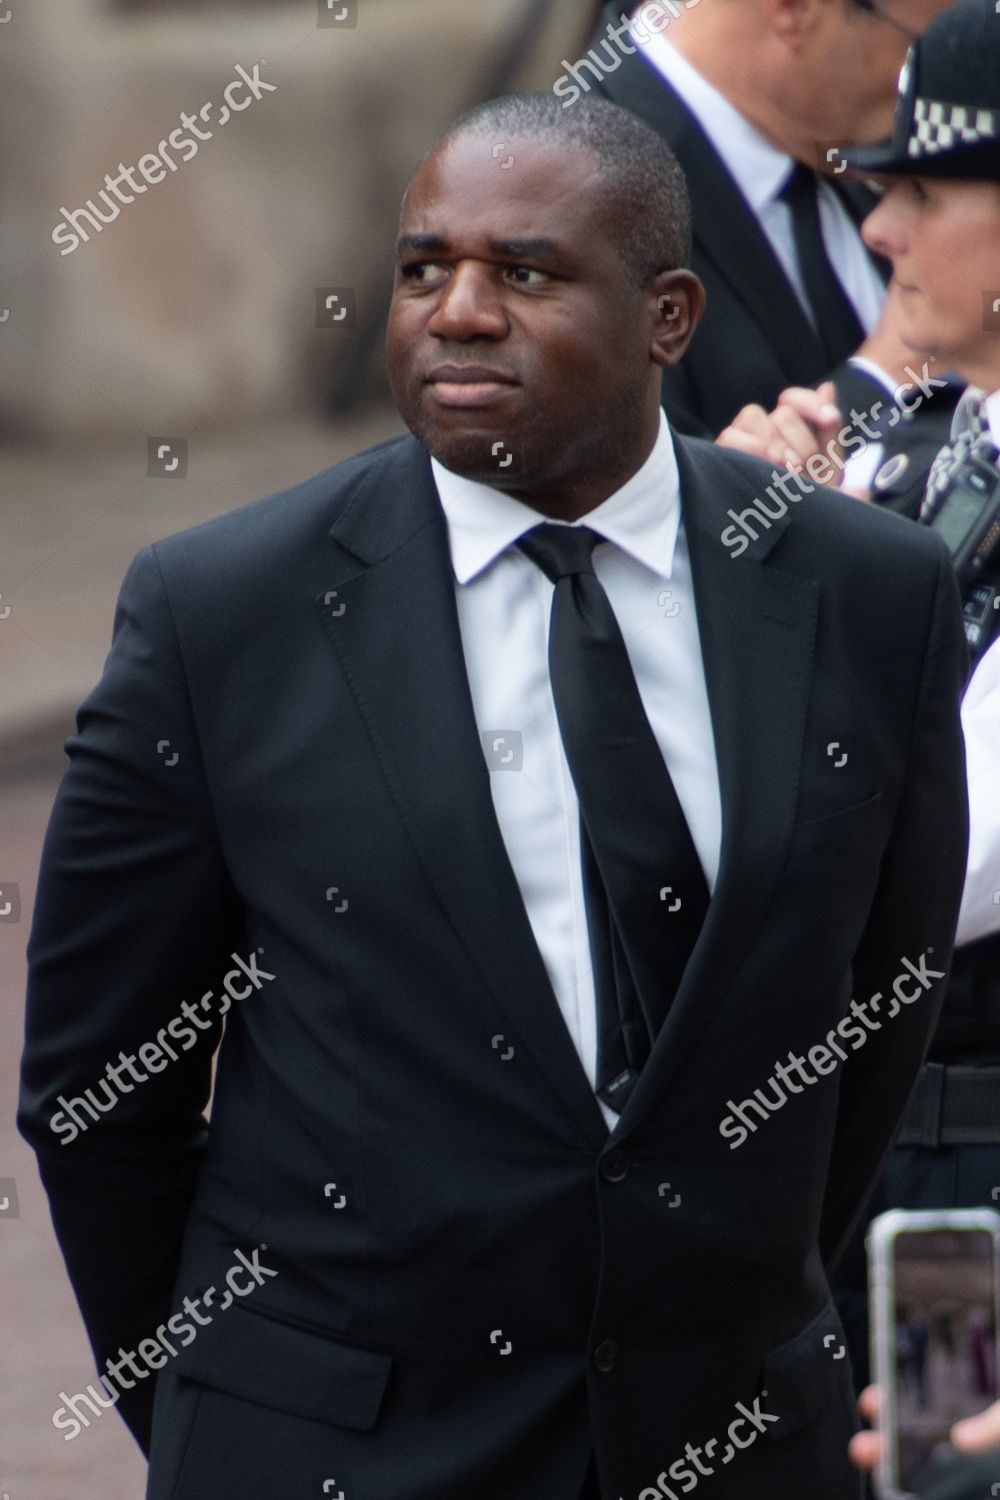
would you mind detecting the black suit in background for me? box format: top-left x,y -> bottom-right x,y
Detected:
18,426 -> 968,1499
589,3 -> 959,512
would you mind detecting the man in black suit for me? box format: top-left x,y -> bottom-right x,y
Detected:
19,92 -> 968,1500
584,0 -> 957,510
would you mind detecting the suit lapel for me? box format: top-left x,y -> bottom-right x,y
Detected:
317,438 -> 609,1148
610,436 -> 819,1135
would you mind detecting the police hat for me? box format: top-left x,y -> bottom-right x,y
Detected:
844,0 -> 1000,178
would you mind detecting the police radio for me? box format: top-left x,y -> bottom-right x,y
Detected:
924,437 -> 1000,661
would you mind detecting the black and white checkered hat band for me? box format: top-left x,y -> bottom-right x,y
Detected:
909,98 -> 1000,157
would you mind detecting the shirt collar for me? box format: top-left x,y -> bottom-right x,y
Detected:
430,407 -> 682,586
631,24 -> 793,213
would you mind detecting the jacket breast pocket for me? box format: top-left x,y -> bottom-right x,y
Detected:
782,790 -> 886,877
169,1298 -> 394,1431
759,1297 -> 856,1440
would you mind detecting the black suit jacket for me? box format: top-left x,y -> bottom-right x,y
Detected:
590,2 -> 961,511
19,430 -> 968,1500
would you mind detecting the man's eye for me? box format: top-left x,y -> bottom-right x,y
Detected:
506,266 -> 548,286
400,262 -> 445,282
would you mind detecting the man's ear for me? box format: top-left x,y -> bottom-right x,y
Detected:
650,269 -> 706,367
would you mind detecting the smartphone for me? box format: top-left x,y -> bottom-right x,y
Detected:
868,1208 -> 1000,1499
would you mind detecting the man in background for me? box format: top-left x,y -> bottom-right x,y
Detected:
579,0 -> 958,510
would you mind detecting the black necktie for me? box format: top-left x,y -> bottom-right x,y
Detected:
516,522 -> 710,1114
780,163 -> 865,368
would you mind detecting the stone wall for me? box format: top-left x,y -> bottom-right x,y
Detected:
0,0 -> 592,437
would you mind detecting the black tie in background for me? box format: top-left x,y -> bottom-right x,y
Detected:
516,523 -> 710,1114
779,162 -> 866,368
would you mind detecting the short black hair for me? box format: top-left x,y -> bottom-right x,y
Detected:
428,91 -> 692,289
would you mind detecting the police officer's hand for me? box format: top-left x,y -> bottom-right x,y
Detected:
717,381 -> 842,473
717,381 -> 878,500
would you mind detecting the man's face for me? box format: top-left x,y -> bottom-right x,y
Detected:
782,0 -> 952,149
862,176 -> 1000,386
385,132 -> 698,506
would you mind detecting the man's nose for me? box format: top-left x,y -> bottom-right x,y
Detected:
427,263 -> 507,340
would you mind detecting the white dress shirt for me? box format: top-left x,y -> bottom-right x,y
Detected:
431,410 -> 721,1127
631,23 -> 885,337
955,387 -> 1000,948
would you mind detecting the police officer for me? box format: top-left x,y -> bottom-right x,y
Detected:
830,0 -> 1000,1407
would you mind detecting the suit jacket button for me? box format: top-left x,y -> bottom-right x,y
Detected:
600,1150 -> 629,1183
593,1339 -> 619,1373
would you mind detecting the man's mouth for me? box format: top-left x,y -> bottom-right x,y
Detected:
426,365 -> 521,409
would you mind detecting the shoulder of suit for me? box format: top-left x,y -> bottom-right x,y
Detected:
146,431 -> 421,572
679,432 -> 946,578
